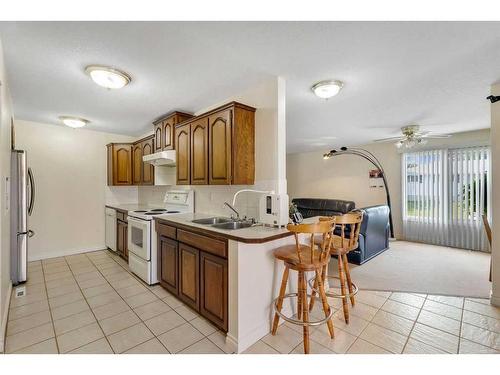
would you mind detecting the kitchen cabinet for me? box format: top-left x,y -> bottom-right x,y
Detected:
174,102 -> 256,186
130,135 -> 155,186
200,251 -> 228,331
153,112 -> 193,152
158,235 -> 178,295
107,143 -> 133,186
132,143 -> 143,185
156,220 -> 228,331
175,122 -> 191,185
141,137 -> 154,185
116,218 -> 128,261
190,117 -> 209,184
178,243 -> 200,310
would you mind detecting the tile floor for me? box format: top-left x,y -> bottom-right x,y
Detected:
3,249 -> 500,354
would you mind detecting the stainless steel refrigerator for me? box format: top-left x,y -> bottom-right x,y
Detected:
10,150 -> 35,285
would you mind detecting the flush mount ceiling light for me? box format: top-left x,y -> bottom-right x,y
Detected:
85,65 -> 131,89
311,80 -> 344,99
59,116 -> 89,128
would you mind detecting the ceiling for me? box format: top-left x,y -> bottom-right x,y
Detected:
1,21 -> 499,154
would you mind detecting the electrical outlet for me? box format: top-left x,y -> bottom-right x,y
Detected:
15,286 -> 26,298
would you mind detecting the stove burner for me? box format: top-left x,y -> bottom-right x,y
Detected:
150,209 -> 167,212
166,210 -> 180,213
134,210 -> 147,213
144,212 -> 162,215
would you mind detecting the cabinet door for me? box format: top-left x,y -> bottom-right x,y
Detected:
123,224 -> 129,261
154,122 -> 163,152
163,116 -> 175,150
190,118 -> 208,185
175,123 -> 191,185
158,236 -> 178,294
178,243 -> 199,310
116,220 -> 126,258
208,110 -> 232,184
113,144 -> 133,185
132,143 -> 143,185
200,252 -> 228,331
141,138 -> 154,185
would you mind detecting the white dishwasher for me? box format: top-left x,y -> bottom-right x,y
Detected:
105,207 -> 117,252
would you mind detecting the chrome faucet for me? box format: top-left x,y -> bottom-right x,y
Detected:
224,202 -> 240,220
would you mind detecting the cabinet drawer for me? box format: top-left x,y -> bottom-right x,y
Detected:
177,229 -> 227,258
157,223 -> 177,240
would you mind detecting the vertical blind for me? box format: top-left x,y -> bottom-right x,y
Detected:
402,146 -> 490,251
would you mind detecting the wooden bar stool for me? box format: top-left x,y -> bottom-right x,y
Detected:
271,220 -> 336,354
309,212 -> 363,324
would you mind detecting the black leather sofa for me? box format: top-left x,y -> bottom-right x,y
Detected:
291,199 -> 390,265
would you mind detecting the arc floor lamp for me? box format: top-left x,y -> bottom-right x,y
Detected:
323,147 -> 395,239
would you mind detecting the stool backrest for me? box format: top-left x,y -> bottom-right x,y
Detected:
321,212 -> 363,251
287,219 -> 335,264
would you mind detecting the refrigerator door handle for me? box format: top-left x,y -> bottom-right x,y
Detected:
28,167 -> 35,216
17,230 -> 35,237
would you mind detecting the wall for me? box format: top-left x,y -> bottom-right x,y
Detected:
287,129 -> 490,239
14,119 -> 137,261
490,83 -> 500,306
139,77 -> 287,219
0,38 -> 14,353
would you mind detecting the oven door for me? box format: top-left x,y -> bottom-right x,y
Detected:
127,217 -> 151,261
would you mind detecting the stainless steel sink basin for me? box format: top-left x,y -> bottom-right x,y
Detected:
191,217 -> 233,225
211,221 -> 254,230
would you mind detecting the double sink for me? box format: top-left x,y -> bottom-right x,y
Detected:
191,217 -> 254,230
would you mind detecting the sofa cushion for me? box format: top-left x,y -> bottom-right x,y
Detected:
292,198 -> 355,219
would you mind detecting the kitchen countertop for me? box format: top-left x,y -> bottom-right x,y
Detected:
105,203 -> 164,212
154,212 -> 293,244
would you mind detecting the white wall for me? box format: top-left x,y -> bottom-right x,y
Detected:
287,129 -> 490,239
490,83 -> 500,306
14,120 -> 137,261
0,38 -> 14,353
139,77 -> 287,219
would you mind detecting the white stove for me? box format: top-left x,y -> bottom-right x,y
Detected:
127,190 -> 194,284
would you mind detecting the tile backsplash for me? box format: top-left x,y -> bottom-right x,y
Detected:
138,181 -> 277,220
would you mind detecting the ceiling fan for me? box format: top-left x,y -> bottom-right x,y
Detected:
374,125 -> 452,149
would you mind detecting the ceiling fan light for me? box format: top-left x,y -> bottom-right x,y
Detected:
59,116 -> 89,128
312,80 -> 343,99
85,65 -> 131,89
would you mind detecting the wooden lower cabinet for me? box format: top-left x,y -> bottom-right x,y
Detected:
178,243 -> 200,310
158,236 -> 178,295
157,223 -> 228,331
117,219 -> 128,261
200,252 -> 228,331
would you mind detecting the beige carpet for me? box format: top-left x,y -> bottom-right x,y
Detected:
329,240 -> 492,298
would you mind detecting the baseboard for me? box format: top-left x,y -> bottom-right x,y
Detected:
490,294 -> 500,307
0,282 -> 13,353
28,245 -> 107,261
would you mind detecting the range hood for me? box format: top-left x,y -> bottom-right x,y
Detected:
143,150 -> 176,166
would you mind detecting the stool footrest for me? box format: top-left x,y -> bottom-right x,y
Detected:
273,292 -> 334,327
308,276 -> 359,299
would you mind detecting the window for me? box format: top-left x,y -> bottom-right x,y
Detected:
402,146 -> 490,251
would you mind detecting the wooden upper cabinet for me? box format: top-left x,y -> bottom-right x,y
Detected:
107,143 -> 133,186
208,110 -> 232,185
191,118 -> 209,185
153,112 -> 193,152
176,122 -> 191,185
162,117 -> 175,150
132,143 -> 143,185
154,123 -> 163,153
141,137 -> 154,185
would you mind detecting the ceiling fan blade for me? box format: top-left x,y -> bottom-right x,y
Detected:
421,133 -> 452,139
374,136 -> 405,143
